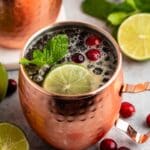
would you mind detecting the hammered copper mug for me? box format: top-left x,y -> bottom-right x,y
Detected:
19,22 -> 150,150
0,0 -> 61,49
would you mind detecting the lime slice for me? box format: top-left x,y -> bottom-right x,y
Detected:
0,63 -> 8,101
0,122 -> 29,150
118,13 -> 150,61
43,64 -> 96,95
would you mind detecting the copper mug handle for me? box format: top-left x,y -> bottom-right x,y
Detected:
115,82 -> 150,144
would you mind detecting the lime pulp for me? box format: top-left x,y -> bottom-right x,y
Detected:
43,64 -> 98,95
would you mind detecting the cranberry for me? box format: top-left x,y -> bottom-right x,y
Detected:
86,49 -> 101,61
120,102 -> 135,118
6,79 -> 17,97
146,114 -> 150,127
100,138 -> 117,150
118,146 -> 130,150
86,35 -> 101,46
71,53 -> 85,63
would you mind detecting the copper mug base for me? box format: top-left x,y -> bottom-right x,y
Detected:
0,0 -> 62,49
19,22 -> 150,150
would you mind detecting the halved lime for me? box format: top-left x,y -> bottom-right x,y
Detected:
0,63 -> 8,102
118,13 -> 150,61
43,64 -> 97,95
0,122 -> 29,150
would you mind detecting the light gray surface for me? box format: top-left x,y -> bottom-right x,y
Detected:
1,0 -> 150,149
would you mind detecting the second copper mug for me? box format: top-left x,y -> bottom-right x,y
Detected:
19,22 -> 150,150
0,0 -> 61,49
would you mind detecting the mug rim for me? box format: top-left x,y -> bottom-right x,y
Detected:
20,21 -> 122,99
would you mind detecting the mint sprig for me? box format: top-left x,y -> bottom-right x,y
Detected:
82,0 -> 135,21
82,0 -> 149,36
20,34 -> 69,67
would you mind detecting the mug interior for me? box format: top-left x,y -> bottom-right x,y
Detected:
21,22 -> 122,98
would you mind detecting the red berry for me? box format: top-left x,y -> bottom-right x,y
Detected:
86,35 -> 101,46
146,114 -> 150,127
120,102 -> 135,118
6,79 -> 17,97
118,146 -> 130,150
86,49 -> 100,61
100,138 -> 117,150
71,53 -> 85,63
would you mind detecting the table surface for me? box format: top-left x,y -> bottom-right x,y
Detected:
0,0 -> 150,150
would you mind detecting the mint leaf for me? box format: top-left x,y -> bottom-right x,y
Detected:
20,50 -> 47,66
114,0 -> 135,12
82,0 -> 135,20
45,34 -> 69,63
126,0 -> 137,10
32,50 -> 47,66
134,0 -> 150,12
82,0 -> 116,20
20,34 -> 69,67
19,58 -> 31,65
108,12 -> 129,25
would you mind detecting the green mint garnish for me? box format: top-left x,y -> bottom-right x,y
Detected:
20,34 -> 69,67
82,0 -> 134,21
82,0 -> 149,37
126,0 -> 138,10
134,0 -> 150,12
107,12 -> 129,26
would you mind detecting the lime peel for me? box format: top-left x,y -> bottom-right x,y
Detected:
0,63 -> 8,101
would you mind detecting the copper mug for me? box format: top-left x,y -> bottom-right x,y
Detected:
0,0 -> 62,49
19,22 -> 150,150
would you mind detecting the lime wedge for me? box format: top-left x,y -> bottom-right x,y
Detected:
0,63 -> 8,101
118,13 -> 150,61
0,122 -> 29,150
43,64 -> 97,95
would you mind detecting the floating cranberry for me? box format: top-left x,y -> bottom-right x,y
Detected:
6,79 -> 17,97
100,138 -> 117,150
146,114 -> 150,127
118,146 -> 130,150
120,102 -> 135,118
71,53 -> 85,63
86,49 -> 100,61
86,35 -> 101,46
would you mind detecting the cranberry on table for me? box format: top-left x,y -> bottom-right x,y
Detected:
146,114 -> 150,127
120,102 -> 135,118
118,146 -> 130,150
86,49 -> 101,61
71,53 -> 85,63
6,79 -> 17,97
86,35 -> 101,46
100,138 -> 117,150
